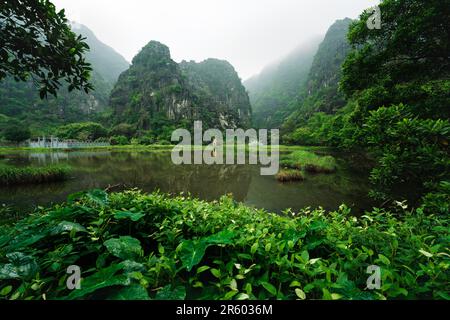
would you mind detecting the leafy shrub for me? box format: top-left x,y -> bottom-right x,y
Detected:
109,135 -> 129,146
1,120 -> 31,143
0,189 -> 447,300
56,122 -> 108,141
110,124 -> 136,139
138,135 -> 155,145
363,104 -> 450,200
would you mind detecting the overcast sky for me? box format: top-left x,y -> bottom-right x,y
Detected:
52,0 -> 379,80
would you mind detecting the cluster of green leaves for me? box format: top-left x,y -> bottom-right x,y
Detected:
56,122 -> 108,141
0,118 -> 31,143
0,19 -> 129,138
0,164 -> 71,185
0,189 -> 448,300
0,0 -> 93,98
361,104 -> 450,199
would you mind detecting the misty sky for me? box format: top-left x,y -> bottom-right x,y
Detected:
52,0 -> 379,80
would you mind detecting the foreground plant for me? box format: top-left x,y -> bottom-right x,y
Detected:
0,189 -> 448,300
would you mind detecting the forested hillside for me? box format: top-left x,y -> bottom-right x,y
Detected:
0,23 -> 129,136
110,41 -> 251,139
244,38 -> 321,128
284,0 -> 449,203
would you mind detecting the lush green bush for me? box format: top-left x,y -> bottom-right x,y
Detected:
137,134 -> 156,145
110,124 -> 136,139
0,189 -> 447,300
362,104 -> 450,200
1,120 -> 31,143
56,122 -> 108,141
0,165 -> 71,185
109,135 -> 129,146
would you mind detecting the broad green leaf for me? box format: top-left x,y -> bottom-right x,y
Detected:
65,263 -> 129,300
418,249 -> 433,258
179,240 -> 207,272
289,280 -> 301,287
250,242 -> 259,254
301,250 -> 309,262
113,211 -> 145,222
0,252 -> 38,280
378,254 -> 390,265
322,288 -> 332,300
210,268 -> 221,278
229,279 -> 238,291
179,231 -> 235,271
196,265 -> 210,274
104,236 -> 143,260
295,288 -> 306,300
261,282 -> 277,296
51,221 -> 86,235
224,290 -> 238,300
86,189 -> 108,206
236,293 -> 249,300
155,285 -> 186,300
0,285 -> 12,296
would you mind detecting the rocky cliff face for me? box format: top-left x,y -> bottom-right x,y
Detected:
110,41 -> 251,131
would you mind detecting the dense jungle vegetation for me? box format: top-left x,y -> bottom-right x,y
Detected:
0,0 -> 448,301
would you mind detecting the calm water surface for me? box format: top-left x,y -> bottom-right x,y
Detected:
0,150 -> 374,214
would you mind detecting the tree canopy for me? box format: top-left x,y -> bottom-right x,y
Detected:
0,0 -> 93,98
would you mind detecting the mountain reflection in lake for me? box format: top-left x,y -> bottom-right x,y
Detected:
0,150 -> 374,214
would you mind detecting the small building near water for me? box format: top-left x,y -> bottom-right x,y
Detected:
28,137 -> 110,149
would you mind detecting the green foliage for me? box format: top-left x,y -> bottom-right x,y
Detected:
109,135 -> 129,146
0,189 -> 448,300
0,23 -> 129,136
110,124 -> 136,139
56,122 -> 108,141
0,165 -> 71,185
0,0 -> 93,98
281,151 -> 337,173
1,120 -> 31,143
341,0 -> 449,118
362,104 -> 450,199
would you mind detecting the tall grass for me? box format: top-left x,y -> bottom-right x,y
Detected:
281,150 -> 337,173
0,165 -> 71,185
276,169 -> 304,182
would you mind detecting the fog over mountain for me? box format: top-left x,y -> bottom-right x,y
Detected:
51,0 -> 379,80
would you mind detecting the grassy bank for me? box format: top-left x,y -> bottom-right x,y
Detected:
281,150 -> 337,173
0,144 -> 331,154
0,165 -> 71,185
0,189 -> 447,300
276,169 -> 304,182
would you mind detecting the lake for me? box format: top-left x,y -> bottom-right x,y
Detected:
0,149 -> 374,214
